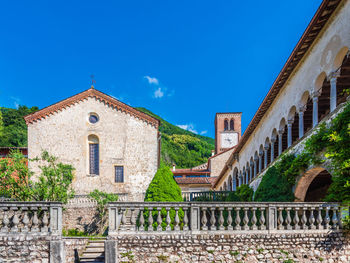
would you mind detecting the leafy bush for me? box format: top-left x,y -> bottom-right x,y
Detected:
144,166 -> 183,230
88,189 -> 118,220
234,185 -> 254,201
254,166 -> 294,202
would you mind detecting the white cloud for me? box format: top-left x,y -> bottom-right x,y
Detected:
154,87 -> 164,98
177,124 -> 198,134
200,130 -> 208,135
10,96 -> 20,109
144,75 -> 159,85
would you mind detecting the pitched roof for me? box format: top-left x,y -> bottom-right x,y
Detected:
24,88 -> 160,128
214,0 -> 342,187
175,176 -> 217,185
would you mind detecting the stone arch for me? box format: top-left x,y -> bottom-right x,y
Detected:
264,137 -> 271,166
224,119 -> 229,131
228,175 -> 232,191
336,48 -> 350,106
314,72 -> 327,93
333,46 -> 349,70
299,91 -> 313,135
288,105 -> 299,145
279,118 -> 287,153
294,167 -> 333,202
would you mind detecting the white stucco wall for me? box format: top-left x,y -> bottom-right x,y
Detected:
28,97 -> 159,200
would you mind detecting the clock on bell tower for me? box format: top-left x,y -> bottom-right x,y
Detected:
214,112 -> 242,154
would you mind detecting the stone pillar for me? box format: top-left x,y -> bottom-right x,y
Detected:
270,137 -> 276,162
50,240 -> 65,263
287,119 -> 293,148
312,92 -> 319,127
264,145 -> 269,169
254,157 -> 258,178
105,240 -> 117,263
329,70 -> 340,112
249,162 -> 253,182
258,151 -> 263,174
298,105 -> 306,139
278,128 -> 284,156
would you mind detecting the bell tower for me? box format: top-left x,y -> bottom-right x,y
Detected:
214,112 -> 242,154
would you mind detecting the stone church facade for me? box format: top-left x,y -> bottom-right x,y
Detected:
25,87 -> 160,201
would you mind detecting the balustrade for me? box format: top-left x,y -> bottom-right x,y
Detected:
108,202 -> 344,235
0,202 -> 62,235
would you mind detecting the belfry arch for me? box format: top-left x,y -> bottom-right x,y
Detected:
294,167 -> 332,202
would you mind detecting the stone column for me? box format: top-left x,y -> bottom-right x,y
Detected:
270,137 -> 276,162
249,162 -> 253,182
312,92 -> 319,127
232,174 -> 237,191
298,105 -> 306,139
264,145 -> 269,169
258,151 -> 263,174
278,129 -> 284,156
329,70 -> 340,112
254,157 -> 258,178
238,172 -> 242,186
287,119 -> 293,148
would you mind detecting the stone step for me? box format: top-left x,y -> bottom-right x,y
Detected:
85,247 -> 105,252
81,253 -> 105,258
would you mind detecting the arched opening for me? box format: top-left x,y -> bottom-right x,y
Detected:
337,51 -> 350,106
230,119 -> 234,131
224,119 -> 229,131
223,181 -> 227,191
88,134 -> 100,176
228,175 -> 232,191
304,95 -> 313,134
294,167 -> 332,202
281,125 -> 288,152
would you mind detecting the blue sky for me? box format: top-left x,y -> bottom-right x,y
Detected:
0,0 -> 322,138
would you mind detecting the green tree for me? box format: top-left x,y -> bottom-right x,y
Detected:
31,151 -> 75,204
0,150 -> 33,201
254,166 -> 295,202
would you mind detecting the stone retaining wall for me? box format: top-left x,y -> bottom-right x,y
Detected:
110,232 -> 350,263
64,237 -> 90,263
63,206 -> 99,233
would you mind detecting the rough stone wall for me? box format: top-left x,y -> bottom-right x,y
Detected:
113,232 -> 350,263
63,205 -> 101,234
28,97 -> 158,200
64,237 -> 89,263
0,234 -> 50,263
209,148 -> 234,179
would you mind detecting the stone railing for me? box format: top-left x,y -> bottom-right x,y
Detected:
0,201 -> 62,235
182,191 -> 231,201
66,193 -> 130,207
108,202 -> 345,235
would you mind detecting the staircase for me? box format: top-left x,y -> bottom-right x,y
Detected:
79,238 -> 105,263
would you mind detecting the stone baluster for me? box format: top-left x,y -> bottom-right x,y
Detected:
218,208 -> 224,230
243,208 -> 249,230
174,208 -> 180,231
259,207 -> 266,230
312,91 -> 319,127
277,207 -> 284,230
156,208 -> 162,231
22,208 -> 29,233
285,207 -> 292,230
251,207 -> 257,230
309,208 -> 315,230
287,119 -> 293,148
11,209 -> 19,233
201,207 -> 208,231
130,209 -> 137,231
278,129 -> 284,155
119,208 -> 127,231
316,206 -> 323,230
227,207 -> 233,231
42,211 -> 49,232
139,209 -> 145,231
2,209 -> 9,232
209,207 -> 216,231
301,207 -> 307,230
148,207 -> 154,232
324,206 -> 330,229
234,207 -> 241,230
337,206 -> 342,229
31,210 -> 39,232
165,208 -> 171,231
331,206 -> 338,229
293,208 -> 300,230
183,208 -> 189,231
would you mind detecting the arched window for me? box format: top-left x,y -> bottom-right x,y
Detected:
88,135 -> 99,175
224,120 -> 228,131
230,119 -> 234,130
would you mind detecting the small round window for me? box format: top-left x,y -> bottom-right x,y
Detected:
89,113 -> 99,124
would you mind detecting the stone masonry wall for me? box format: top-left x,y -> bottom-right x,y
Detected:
63,206 -> 101,234
28,96 -> 158,200
64,237 -> 89,263
113,232 -> 350,263
0,234 -> 50,263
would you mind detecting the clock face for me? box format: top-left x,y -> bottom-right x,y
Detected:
221,132 -> 238,148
